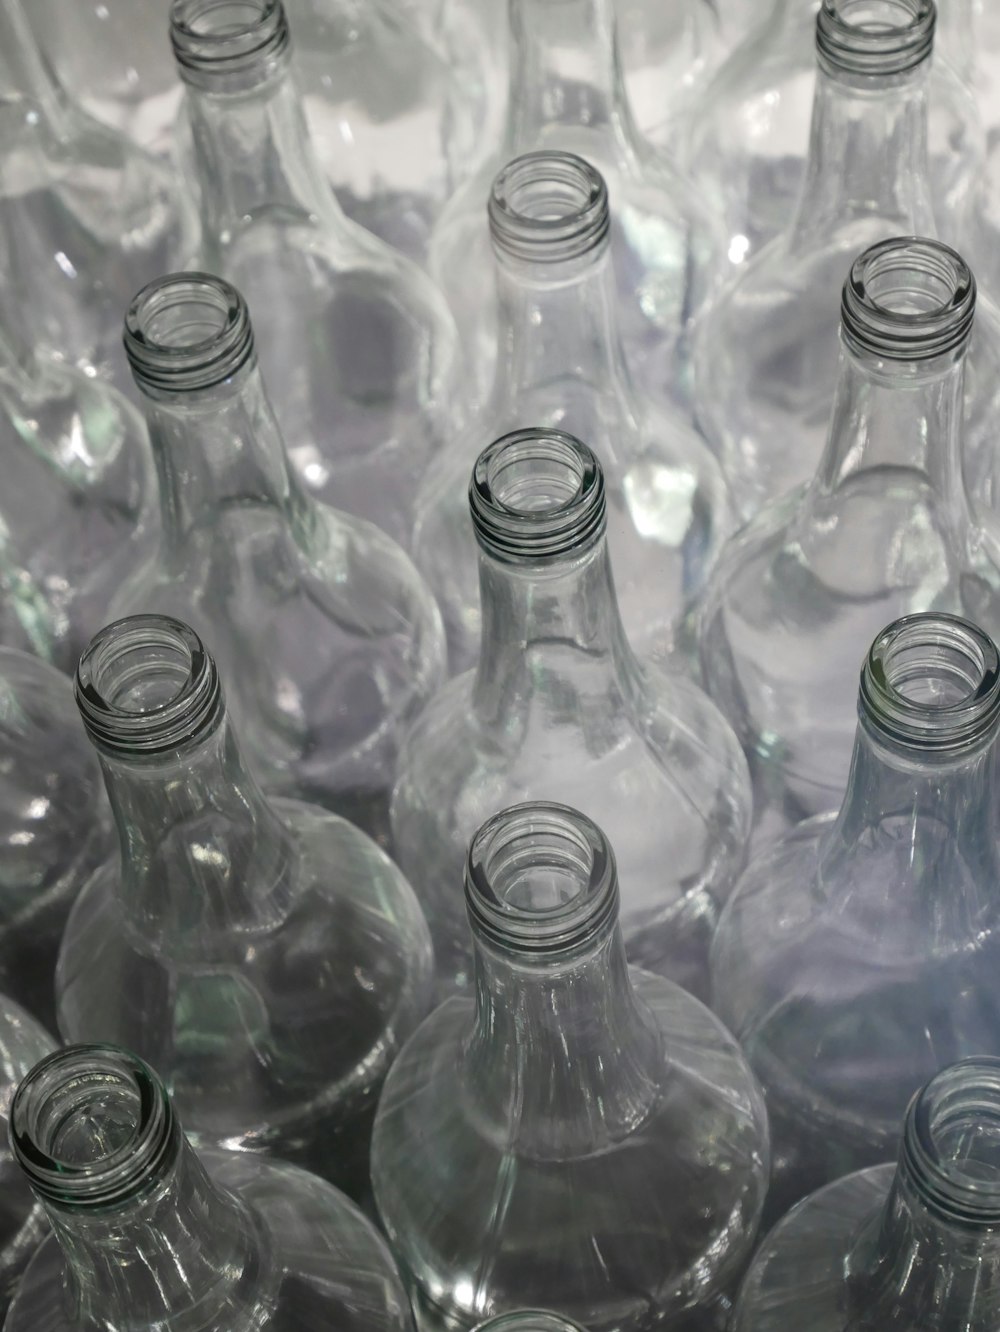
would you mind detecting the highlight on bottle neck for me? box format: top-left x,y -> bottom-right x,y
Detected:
900,1058 -> 1000,1226
488,151 -> 611,270
469,428 -> 607,564
170,0 -> 291,92
10,1045 -> 180,1212
840,236 -> 976,364
465,801 -> 620,959
816,0 -> 936,80
124,272 -> 256,399
75,615 -> 224,761
858,613 -> 1000,755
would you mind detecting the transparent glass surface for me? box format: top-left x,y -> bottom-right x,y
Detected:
373,802 -> 769,1332
712,614 -> 1000,1219
0,994 -> 53,1321
172,0 -> 459,547
0,650 -> 112,1031
116,272 -> 445,845
57,616 -> 433,1201
5,1045 -> 415,1332
427,0 -> 720,416
396,429 -> 751,1000
414,152 -> 734,675
733,1060 -> 1000,1330
698,238 -> 1000,837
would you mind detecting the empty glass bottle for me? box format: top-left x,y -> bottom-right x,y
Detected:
699,236 -> 1000,836
413,151 -> 734,674
395,428 -> 751,999
118,271 -> 445,844
5,1043 -> 415,1332
712,612 -> 1000,1219
57,613 -> 433,1200
0,0 -> 198,389
171,0 -> 459,545
373,801 -> 769,1332
0,993 -> 53,1321
732,1058 -> 1000,1331
427,0 -> 719,413
0,649 -> 113,1031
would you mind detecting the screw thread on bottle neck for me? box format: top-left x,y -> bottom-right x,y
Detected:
488,151 -> 611,271
170,0 -> 291,93
816,0 -> 936,79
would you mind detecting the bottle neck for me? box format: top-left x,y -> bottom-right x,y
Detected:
790,63 -> 936,247
0,0 -> 73,137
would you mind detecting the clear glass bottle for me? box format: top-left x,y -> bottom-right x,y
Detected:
731,1058 -> 1000,1331
117,271 -> 445,845
427,0 -> 720,414
373,801 -> 769,1332
0,0 -> 198,390
57,614 -> 434,1201
170,0 -> 460,546
698,236 -> 1000,838
5,1043 -> 415,1332
394,427 -> 751,1000
712,612 -> 1000,1220
0,649 -> 113,1032
413,150 -> 734,674
0,993 -> 54,1321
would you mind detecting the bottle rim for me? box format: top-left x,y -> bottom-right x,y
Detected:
474,1315 -> 589,1332
10,1045 -> 180,1211
124,272 -> 256,397
488,151 -> 611,267
859,613 -> 1000,754
841,236 -> 976,363
469,428 -> 607,564
902,1058 -> 1000,1226
465,801 -> 620,957
76,615 -> 224,760
816,0 -> 936,79
170,0 -> 290,91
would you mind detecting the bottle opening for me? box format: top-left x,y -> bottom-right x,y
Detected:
841,237 -> 975,362
816,0 -> 935,79
124,272 -> 255,397
10,1046 -> 178,1210
469,429 -> 607,563
76,615 -> 223,759
903,1059 -> 1000,1225
170,0 -> 290,90
465,802 -> 619,956
859,613 -> 1000,753
488,152 -> 610,267
475,1316 -> 589,1332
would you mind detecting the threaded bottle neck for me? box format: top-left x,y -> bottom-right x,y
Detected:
170,0 -> 291,93
816,0 -> 936,81
488,151 -> 610,274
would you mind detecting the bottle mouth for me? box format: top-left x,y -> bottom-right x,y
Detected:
10,1045 -> 179,1210
474,1316 -> 589,1332
469,429 -> 607,564
816,0 -> 935,79
170,0 -> 290,92
841,237 -> 976,362
859,613 -> 1000,754
76,615 -> 223,760
465,802 -> 619,957
124,272 -> 256,398
488,152 -> 611,268
903,1059 -> 1000,1226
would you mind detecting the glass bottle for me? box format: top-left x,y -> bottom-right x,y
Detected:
413,150 -> 734,675
117,271 -> 445,845
0,0 -> 198,390
394,427 -> 751,1000
373,801 -> 769,1332
57,613 -> 434,1201
0,648 -> 113,1032
170,0 -> 460,546
4,1043 -> 415,1332
731,1058 -> 1000,1331
698,236 -> 1000,838
0,994 -> 53,1321
712,611 -> 1000,1220
427,0 -> 720,414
